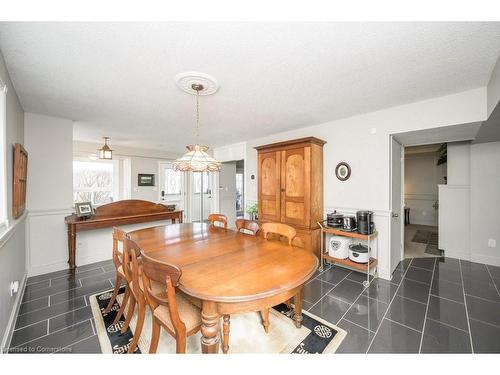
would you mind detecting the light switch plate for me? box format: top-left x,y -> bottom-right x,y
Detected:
488,239 -> 496,248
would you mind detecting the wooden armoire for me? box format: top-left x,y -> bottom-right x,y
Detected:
255,137 -> 326,257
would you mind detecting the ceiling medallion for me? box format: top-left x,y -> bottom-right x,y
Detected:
174,72 -> 219,95
172,78 -> 221,173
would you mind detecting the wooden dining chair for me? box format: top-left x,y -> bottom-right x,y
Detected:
208,213 -> 228,229
261,222 -> 297,245
117,238 -> 161,353
220,219 -> 261,353
259,222 -> 297,334
105,228 -> 129,319
235,219 -> 260,235
140,251 -> 202,354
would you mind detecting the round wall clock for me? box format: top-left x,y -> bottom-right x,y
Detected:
335,162 -> 351,181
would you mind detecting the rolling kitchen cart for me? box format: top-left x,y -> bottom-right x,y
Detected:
318,220 -> 378,287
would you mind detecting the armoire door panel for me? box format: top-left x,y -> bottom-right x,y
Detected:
284,153 -> 305,197
285,201 -> 305,220
280,147 -> 311,226
258,151 -> 281,222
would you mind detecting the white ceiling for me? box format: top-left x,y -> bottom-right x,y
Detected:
1,22 -> 500,152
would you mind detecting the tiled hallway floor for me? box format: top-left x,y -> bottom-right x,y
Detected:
8,256 -> 500,353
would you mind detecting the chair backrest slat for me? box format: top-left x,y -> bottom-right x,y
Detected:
235,219 -> 260,235
112,227 -> 128,268
208,213 -> 228,229
140,251 -> 182,287
261,222 -> 297,246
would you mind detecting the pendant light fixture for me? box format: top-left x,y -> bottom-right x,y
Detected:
98,137 -> 113,160
172,82 -> 221,172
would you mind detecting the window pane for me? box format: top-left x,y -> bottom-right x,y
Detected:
193,172 -> 209,194
93,191 -> 113,205
164,168 -> 181,195
73,160 -> 114,205
74,191 -> 92,204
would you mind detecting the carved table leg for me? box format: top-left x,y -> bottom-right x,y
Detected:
201,300 -> 220,354
293,287 -> 303,328
67,224 -> 77,269
222,314 -> 230,354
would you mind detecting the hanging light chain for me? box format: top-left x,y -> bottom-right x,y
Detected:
195,88 -> 200,140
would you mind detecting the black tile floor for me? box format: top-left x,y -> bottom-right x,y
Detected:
7,256 -> 500,353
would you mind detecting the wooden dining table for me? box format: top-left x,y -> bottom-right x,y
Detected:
128,222 -> 318,354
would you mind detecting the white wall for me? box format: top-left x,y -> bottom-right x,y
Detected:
404,152 -> 445,226
130,156 -> 161,202
439,141 -> 500,266
24,113 -> 74,277
470,141 -> 500,266
237,88 -> 486,280
0,51 -> 26,351
439,184 -> 470,259
74,140 -> 180,203
447,141 -> 471,185
25,113 -> 74,210
487,55 -> 500,117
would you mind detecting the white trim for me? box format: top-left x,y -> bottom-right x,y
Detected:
1,272 -> 27,352
470,253 -> 500,267
27,208 -> 73,217
323,206 -> 391,217
0,211 -> 27,249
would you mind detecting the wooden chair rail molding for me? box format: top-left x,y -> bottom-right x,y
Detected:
64,199 -> 183,269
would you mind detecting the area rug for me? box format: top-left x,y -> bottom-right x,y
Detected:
412,230 -> 431,244
412,230 -> 443,256
90,288 -> 346,354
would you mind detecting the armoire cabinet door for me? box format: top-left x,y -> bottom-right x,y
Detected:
280,146 -> 311,227
258,151 -> 281,222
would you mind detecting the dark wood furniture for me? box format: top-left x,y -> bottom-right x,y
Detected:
141,251 -> 202,354
255,137 -> 326,257
12,143 -> 28,219
208,213 -> 228,229
128,223 -> 318,354
64,199 -> 183,269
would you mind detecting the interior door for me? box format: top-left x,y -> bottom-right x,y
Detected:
281,146 -> 310,228
158,161 -> 186,211
189,171 -> 214,223
258,151 -> 281,222
390,137 -> 404,274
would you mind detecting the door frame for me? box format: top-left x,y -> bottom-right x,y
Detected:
389,136 -> 405,268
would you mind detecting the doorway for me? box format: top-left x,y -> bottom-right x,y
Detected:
159,161 -> 217,223
403,143 -> 446,258
236,160 -> 244,218
158,161 -> 186,212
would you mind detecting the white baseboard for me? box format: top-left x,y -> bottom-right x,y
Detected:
470,253 -> 500,267
28,252 -> 112,277
1,272 -> 27,353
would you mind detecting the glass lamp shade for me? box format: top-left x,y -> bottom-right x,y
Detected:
172,144 -> 221,172
98,144 -> 113,160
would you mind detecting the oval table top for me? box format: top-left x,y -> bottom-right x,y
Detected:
128,223 -> 318,303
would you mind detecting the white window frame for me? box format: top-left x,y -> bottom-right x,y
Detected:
0,79 -> 8,231
73,157 -> 120,206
